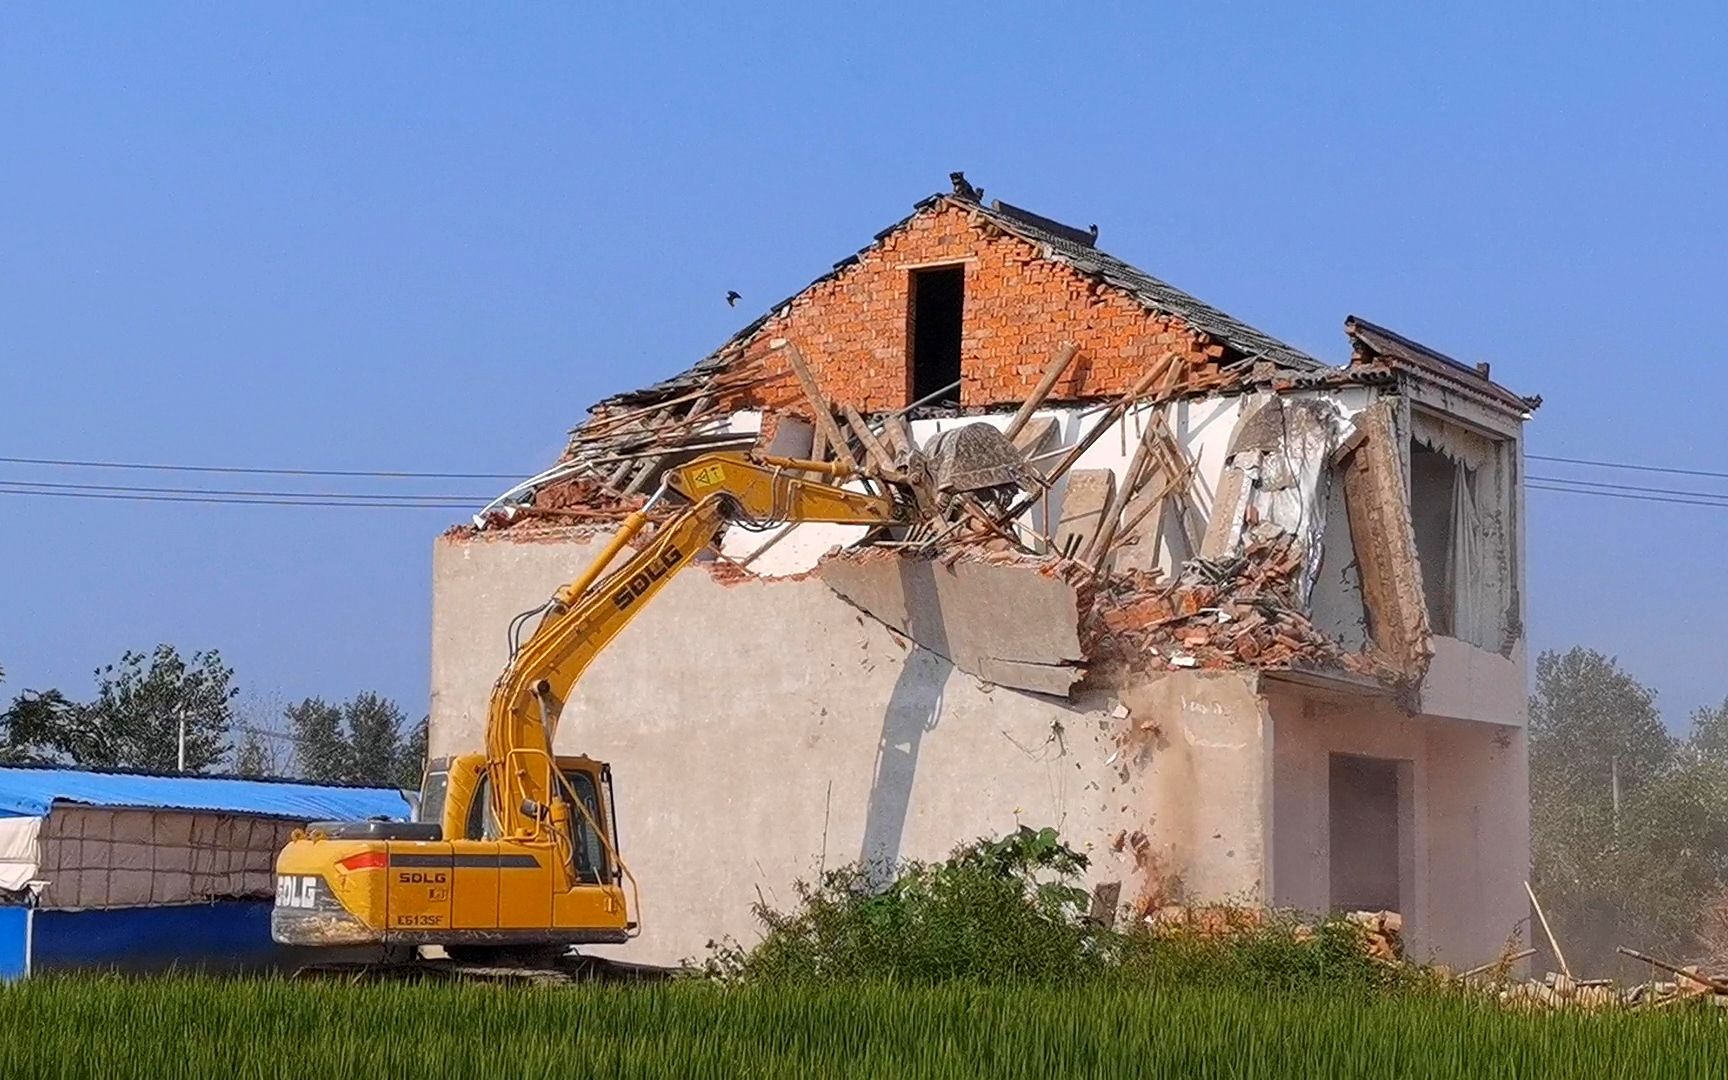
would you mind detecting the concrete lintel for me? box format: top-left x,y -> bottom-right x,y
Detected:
1262,665 -> 1394,704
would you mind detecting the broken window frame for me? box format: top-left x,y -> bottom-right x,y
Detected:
1404,405 -> 1517,655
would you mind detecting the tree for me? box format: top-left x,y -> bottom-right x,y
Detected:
288,692 -> 422,789
0,646 -> 236,772
1529,648 -> 1728,973
397,714 -> 430,791
1687,698 -> 1728,762
1530,647 -> 1672,799
289,698 -> 351,783
0,689 -> 77,765
77,646 -> 237,773
234,731 -> 274,778
345,692 -> 405,786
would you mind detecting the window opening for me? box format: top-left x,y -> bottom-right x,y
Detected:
908,265 -> 964,405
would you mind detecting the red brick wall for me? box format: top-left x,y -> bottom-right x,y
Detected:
721,199 -> 1225,418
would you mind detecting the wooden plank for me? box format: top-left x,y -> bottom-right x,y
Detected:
841,403 -> 898,476
1004,342 -> 1080,441
1199,466 -> 1248,558
778,342 -> 858,472
1111,456 -> 1195,573
881,415 -> 915,461
1083,409 -> 1165,568
1040,354 -> 1176,490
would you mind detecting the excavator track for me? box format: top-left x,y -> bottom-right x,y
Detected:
291,952 -> 680,986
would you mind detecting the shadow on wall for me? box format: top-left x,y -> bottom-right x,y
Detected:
858,559 -> 956,873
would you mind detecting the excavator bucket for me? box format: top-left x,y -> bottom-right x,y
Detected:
921,423 -> 1030,496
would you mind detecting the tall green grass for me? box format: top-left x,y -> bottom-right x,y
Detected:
0,977 -> 1721,1079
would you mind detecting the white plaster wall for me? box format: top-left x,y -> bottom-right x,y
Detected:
1420,636 -> 1528,727
431,533 -> 1277,964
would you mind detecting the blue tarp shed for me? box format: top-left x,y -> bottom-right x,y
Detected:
0,766 -> 410,821
0,767 -> 412,981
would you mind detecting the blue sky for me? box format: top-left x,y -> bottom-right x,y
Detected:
2,3 -> 1725,732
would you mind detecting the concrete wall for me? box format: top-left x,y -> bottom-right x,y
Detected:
1264,682 -> 1528,967
432,532 -> 1276,964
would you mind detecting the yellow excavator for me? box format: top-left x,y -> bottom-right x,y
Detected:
271,433 -> 1022,979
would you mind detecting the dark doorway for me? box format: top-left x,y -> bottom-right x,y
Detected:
908,265 -> 964,405
1328,753 -> 1402,913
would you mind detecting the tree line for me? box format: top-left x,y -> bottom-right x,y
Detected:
1530,647 -> 1728,973
0,644 -> 426,790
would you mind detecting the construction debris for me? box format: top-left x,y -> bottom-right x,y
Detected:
463,320 -> 1444,694
1085,533 -> 1394,681
1143,904 -> 1728,1011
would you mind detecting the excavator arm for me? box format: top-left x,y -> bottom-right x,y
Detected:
484,452 -> 910,836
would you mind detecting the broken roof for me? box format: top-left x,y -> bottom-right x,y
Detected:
1345,315 -> 1541,415
598,184 -> 1326,413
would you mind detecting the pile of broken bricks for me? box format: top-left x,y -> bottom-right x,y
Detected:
1140,903 -> 1405,964
1085,532 -> 1392,680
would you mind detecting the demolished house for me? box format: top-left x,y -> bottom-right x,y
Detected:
428,177 -> 1540,968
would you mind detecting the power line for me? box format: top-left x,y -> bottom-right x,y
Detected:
0,454 -> 520,481
3,448 -> 1722,485
1527,482 -> 1728,509
0,478 -> 489,502
1528,453 -> 1728,482
1526,475 -> 1728,501
0,488 -> 478,509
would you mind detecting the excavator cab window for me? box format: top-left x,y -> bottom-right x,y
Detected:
465,776 -> 503,841
562,769 -> 608,885
417,766 -> 449,827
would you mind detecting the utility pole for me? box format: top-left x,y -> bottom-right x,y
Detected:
177,704 -> 186,774
1610,754 -> 1620,835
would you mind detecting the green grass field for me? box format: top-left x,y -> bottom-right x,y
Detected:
1,977 -> 1723,1079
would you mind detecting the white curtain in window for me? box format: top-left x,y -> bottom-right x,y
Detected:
1448,462 -> 1504,649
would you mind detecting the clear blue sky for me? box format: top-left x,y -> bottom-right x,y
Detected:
2,3 -> 1725,733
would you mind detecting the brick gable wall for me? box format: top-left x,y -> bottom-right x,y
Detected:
718,201 -> 1227,418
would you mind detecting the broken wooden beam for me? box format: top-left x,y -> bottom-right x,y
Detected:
777,342 -> 859,472
1082,407 -> 1166,569
1004,341 -> 1080,441
842,403 -> 900,478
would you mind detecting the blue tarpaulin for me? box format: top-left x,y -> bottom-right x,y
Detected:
0,766 -> 409,821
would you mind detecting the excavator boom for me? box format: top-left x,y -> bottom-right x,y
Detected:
272,448 -> 913,969
485,451 -> 908,837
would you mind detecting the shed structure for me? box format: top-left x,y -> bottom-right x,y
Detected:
0,765 -> 408,979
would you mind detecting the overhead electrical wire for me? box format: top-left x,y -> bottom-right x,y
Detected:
0,454 -> 519,481
1526,483 -> 1728,509
0,488 -> 481,510
5,450 -> 1728,512
1528,453 -> 1728,482
0,478 -> 488,502
1525,475 -> 1728,502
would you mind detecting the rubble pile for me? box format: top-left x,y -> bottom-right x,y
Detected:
1085,533 -> 1391,680
1142,904 -> 1404,963
461,328 -> 1433,690
1142,904 -> 1728,1011
1487,965 -> 1728,1012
